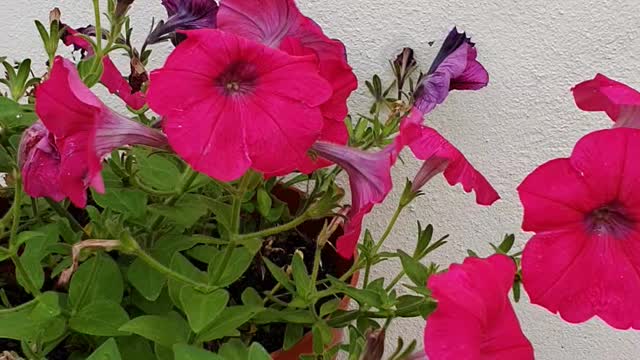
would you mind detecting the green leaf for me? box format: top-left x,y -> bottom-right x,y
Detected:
167,253 -> 207,310
117,336 -> 156,360
414,222 -> 433,258
30,292 -> 63,321
207,246 -> 254,287
149,194 -> 210,227
283,323 -> 304,351
398,250 -> 429,288
291,251 -> 312,299
173,344 -> 223,360
329,278 -> 382,308
69,254 -> 124,309
240,288 -> 262,307
93,187 -> 148,219
319,298 -> 341,318
0,302 -> 66,341
78,56 -> 104,87
218,339 -> 249,360
247,343 -> 271,360
119,313 -> 190,348
256,188 -> 272,217
87,338 -> 122,360
312,322 -> 332,354
196,306 -> 261,342
128,258 -> 166,301
179,288 -> 229,333
133,149 -> 181,191
16,230 -> 56,292
262,257 -> 294,293
499,234 -> 516,254
70,300 -> 130,336
132,288 -> 174,315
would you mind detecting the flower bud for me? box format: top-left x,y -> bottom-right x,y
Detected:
115,0 -> 135,18
49,7 -> 61,24
362,329 -> 385,360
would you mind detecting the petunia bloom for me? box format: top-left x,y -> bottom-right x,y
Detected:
217,0 -> 358,171
519,127 -> 640,329
146,0 -> 218,45
62,25 -> 147,110
311,142 -> 396,258
572,74 -> 640,129
411,27 -> 489,120
18,122 -> 64,202
398,110 -> 500,205
147,29 -> 332,182
425,254 -> 534,360
33,57 -> 167,207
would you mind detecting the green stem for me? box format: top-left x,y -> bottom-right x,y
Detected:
236,212 -> 310,242
150,167 -> 199,230
209,174 -> 250,285
92,0 -> 102,54
9,175 -> 22,247
0,200 -> 13,232
362,202 -> 405,287
45,198 -> 86,236
385,271 -> 405,292
134,247 -> 215,292
310,238 -> 323,284
11,254 -> 40,296
363,265 -> 372,287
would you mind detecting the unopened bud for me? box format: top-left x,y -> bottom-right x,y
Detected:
49,8 -> 61,24
129,56 -> 148,93
115,0 -> 135,18
363,329 -> 385,360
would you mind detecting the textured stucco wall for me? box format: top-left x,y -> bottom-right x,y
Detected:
2,1 -> 640,359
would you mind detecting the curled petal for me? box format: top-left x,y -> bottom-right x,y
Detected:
400,111 -> 499,206
572,74 -> 640,129
19,122 -> 64,202
414,28 -> 489,116
312,141 -> 396,258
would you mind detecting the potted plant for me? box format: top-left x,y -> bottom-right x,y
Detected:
2,0 -> 639,359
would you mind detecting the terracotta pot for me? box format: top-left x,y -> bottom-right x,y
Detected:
269,186 -> 359,359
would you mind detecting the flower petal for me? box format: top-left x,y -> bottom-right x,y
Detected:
400,116 -> 499,206
425,255 -> 534,360
573,74 -> 640,129
19,122 -> 65,202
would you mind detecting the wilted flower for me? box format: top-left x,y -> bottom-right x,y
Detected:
363,329 -> 385,360
412,27 -> 489,119
572,74 -> 640,129
115,0 -> 135,18
18,122 -> 64,202
217,0 -> 358,172
147,29 -> 332,182
146,0 -> 218,45
393,47 -> 417,95
32,57 -> 167,207
519,127 -> 640,330
399,110 -> 500,205
61,25 -> 147,110
425,255 -> 534,360
311,141 -> 396,258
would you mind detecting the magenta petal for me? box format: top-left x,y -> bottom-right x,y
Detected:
573,74 -> 640,129
148,29 -> 331,181
100,57 -> 147,110
312,142 -> 396,258
19,122 -> 65,202
399,116 -> 499,206
425,255 -> 534,360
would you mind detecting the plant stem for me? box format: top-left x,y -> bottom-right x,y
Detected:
209,173 -> 250,285
92,0 -> 103,54
310,238 -> 323,284
45,198 -> 86,236
9,175 -> 22,247
373,202 -> 405,254
236,212 -> 310,242
149,167 -> 199,231
134,246 -> 215,292
385,271 -> 405,292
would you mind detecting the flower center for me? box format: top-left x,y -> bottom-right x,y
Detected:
216,61 -> 258,96
585,202 -> 635,239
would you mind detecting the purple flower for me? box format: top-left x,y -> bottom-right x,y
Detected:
147,0 -> 218,45
412,27 -> 489,117
311,142 -> 397,258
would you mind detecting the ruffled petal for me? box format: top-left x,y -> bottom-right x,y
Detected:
573,74 -> 640,129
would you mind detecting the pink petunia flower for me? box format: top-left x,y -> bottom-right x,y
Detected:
147,0 -> 218,45
147,29 -> 333,182
33,57 -> 167,207
217,0 -> 358,171
18,122 -> 64,202
572,74 -> 640,129
311,142 -> 397,258
519,127 -> 640,329
62,26 -> 147,110
398,110 -> 500,205
411,27 -> 489,121
425,254 -> 534,360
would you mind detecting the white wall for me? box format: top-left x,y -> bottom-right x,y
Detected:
2,1 -> 640,359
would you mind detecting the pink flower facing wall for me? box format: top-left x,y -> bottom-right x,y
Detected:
425,255 -> 534,360
23,57 -> 166,208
